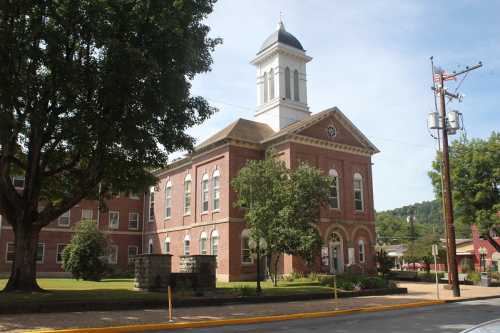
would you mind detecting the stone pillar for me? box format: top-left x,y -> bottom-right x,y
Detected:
134,254 -> 172,291
179,255 -> 216,289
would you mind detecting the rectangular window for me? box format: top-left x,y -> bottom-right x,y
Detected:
149,190 -> 155,222
165,185 -> 172,218
354,179 -> 364,211
211,237 -> 219,256
212,175 -> 220,211
36,243 -> 45,263
184,240 -> 190,256
200,238 -> 207,255
184,180 -> 191,215
329,176 -> 339,209
128,212 -> 139,230
81,209 -> 93,220
109,211 -> 120,229
241,238 -> 252,263
5,243 -> 15,263
58,211 -> 71,227
164,239 -> 170,254
127,246 -> 138,264
12,175 -> 25,189
201,178 -> 209,213
129,192 -> 140,200
56,244 -> 67,263
107,245 -> 118,264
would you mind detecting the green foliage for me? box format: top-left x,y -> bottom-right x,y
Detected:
0,0 -> 220,291
429,132 -> 500,240
317,274 -> 391,291
234,285 -> 256,297
62,220 -> 108,281
467,272 -> 481,283
461,257 -> 474,273
403,232 -> 444,273
231,152 -> 330,287
376,249 -> 394,277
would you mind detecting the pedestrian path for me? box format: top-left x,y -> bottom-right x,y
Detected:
3,283 -> 500,333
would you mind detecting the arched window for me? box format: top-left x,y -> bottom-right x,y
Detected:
241,229 -> 252,264
201,174 -> 209,213
212,170 -> 220,211
184,235 -> 191,256
148,238 -> 153,254
285,67 -> 291,99
269,69 -> 275,100
164,237 -> 171,254
328,169 -> 340,209
165,181 -> 172,218
184,174 -> 191,215
148,187 -> 155,222
211,230 -> 219,256
263,72 -> 268,103
200,232 -> 208,255
353,173 -> 364,211
293,69 -> 300,101
358,239 -> 366,263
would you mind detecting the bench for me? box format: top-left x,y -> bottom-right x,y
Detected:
440,273 -> 471,284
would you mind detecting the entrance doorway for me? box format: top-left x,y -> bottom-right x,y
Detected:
329,232 -> 344,274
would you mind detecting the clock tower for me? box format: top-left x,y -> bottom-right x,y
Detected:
251,21 -> 312,131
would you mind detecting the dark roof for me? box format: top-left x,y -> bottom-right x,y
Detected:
196,118 -> 276,150
258,21 -> 304,54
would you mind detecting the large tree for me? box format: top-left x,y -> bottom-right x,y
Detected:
429,132 -> 500,250
232,153 -> 330,287
0,0 -> 220,291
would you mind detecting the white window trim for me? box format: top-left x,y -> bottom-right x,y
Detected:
148,238 -> 154,254
212,170 -> 221,212
184,174 -> 192,216
328,169 -> 340,210
109,211 -> 120,229
164,237 -> 171,254
358,239 -> 366,263
148,187 -> 155,223
201,174 -> 209,214
36,243 -> 45,264
5,242 -> 14,263
12,175 -> 25,189
165,181 -> 172,219
127,245 -> 138,264
211,230 -> 219,256
58,210 -> 71,227
56,243 -> 67,264
241,229 -> 253,264
107,245 -> 118,264
200,232 -> 208,255
81,209 -> 94,221
128,212 -> 139,230
353,173 -> 364,212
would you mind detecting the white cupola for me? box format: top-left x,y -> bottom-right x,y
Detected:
251,20 -> 312,131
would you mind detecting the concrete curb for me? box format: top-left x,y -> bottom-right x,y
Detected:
25,300 -> 444,333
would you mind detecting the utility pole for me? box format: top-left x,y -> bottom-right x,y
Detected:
432,62 -> 482,297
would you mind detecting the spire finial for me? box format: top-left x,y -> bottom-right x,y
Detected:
277,12 -> 285,30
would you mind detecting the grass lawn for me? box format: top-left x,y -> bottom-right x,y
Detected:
0,277 -> 334,305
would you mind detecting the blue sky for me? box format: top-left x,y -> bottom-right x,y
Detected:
183,0 -> 500,211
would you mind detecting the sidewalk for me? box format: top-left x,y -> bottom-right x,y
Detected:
3,282 -> 500,333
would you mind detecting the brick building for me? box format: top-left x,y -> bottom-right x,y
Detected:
1,21 -> 379,281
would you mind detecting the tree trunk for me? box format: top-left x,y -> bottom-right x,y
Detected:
273,254 -> 280,287
3,222 -> 43,292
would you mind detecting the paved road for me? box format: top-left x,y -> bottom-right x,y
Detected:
150,298 -> 500,333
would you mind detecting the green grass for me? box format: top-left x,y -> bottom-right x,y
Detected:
0,277 -> 335,305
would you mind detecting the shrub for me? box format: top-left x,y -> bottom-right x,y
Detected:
317,274 -> 391,291
62,219 -> 108,281
235,285 -> 255,297
376,249 -> 394,277
308,272 -> 319,282
468,272 -> 481,283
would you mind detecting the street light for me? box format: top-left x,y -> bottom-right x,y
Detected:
479,247 -> 487,272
